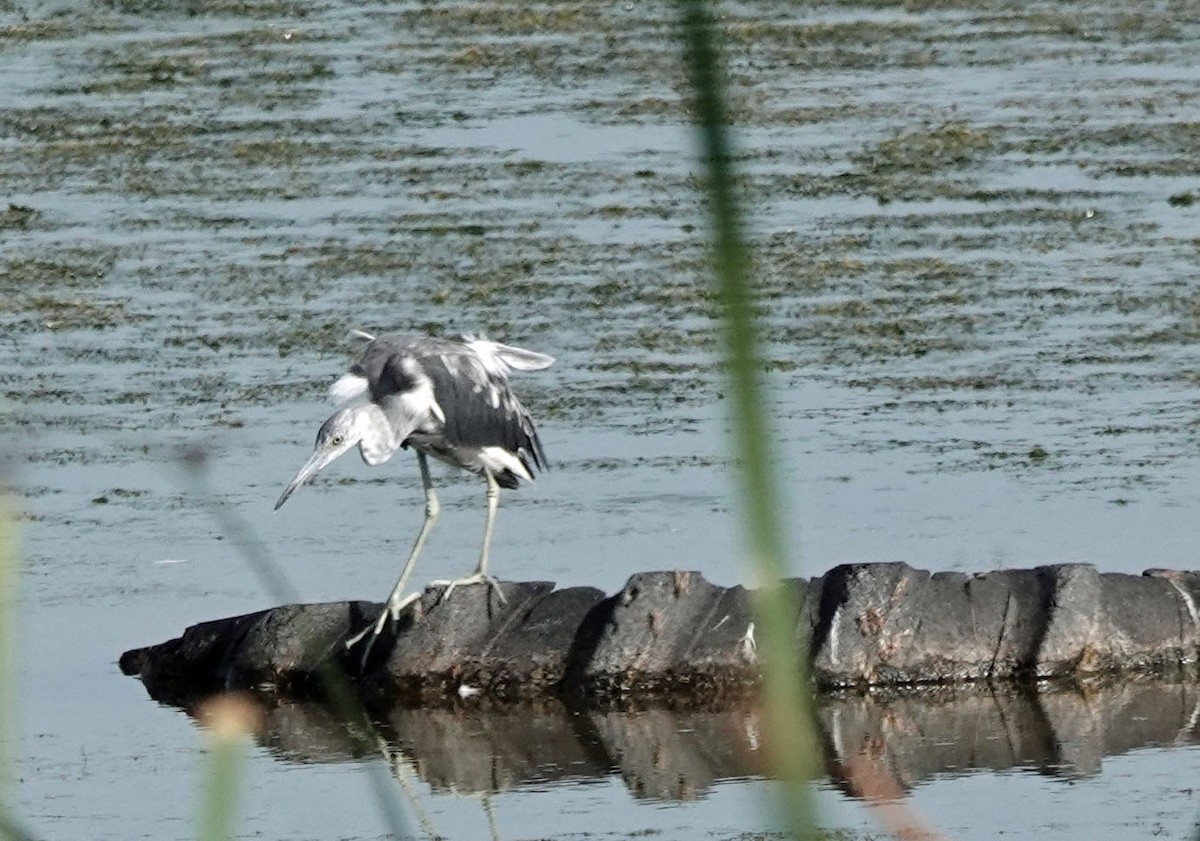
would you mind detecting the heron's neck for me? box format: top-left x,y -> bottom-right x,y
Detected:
358,403 -> 401,466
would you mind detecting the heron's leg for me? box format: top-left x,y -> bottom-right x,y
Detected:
477,469 -> 500,578
387,452 -> 439,616
432,471 -> 506,604
346,453 -> 439,650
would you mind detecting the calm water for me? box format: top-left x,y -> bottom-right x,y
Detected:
3,0 -> 1199,838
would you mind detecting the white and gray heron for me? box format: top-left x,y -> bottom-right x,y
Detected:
275,330 -> 552,647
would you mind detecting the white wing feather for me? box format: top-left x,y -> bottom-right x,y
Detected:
329,372 -> 369,405
328,329 -> 376,405
463,335 -> 554,376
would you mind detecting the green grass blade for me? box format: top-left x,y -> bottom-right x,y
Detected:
0,492 -> 14,825
196,697 -> 252,841
676,0 -> 819,834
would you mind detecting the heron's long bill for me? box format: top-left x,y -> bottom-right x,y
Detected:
275,448 -> 340,510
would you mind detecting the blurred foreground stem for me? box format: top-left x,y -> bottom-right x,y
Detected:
179,458 -> 410,839
0,493 -> 14,811
0,492 -> 41,841
677,0 -> 818,832
197,700 -> 247,841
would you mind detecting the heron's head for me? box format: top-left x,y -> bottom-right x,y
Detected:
274,407 -> 365,510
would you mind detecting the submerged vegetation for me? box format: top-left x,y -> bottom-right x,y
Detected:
3,0 -> 1198,493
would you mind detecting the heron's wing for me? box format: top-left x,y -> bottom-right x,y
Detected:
357,337 -> 443,441
327,328 -> 381,405
329,366 -> 369,405
462,336 -> 554,373
355,334 -> 548,474
417,346 -> 547,472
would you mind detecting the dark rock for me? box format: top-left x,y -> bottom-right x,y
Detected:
575,571 -> 761,700
120,563 -> 1200,705
1123,569 -> 1200,669
806,563 -> 1200,687
120,608 -> 268,704
361,581 -> 605,702
120,601 -> 379,703
230,601 -> 379,689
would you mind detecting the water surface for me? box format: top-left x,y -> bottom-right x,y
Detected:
2,0 -> 1199,838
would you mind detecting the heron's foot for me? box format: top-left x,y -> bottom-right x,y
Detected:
386,590 -> 422,623
430,572 -> 507,606
344,592 -> 421,663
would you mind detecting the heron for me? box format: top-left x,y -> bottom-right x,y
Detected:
275,330 -> 552,648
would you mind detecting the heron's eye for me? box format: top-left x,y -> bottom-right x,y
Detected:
331,434 -> 345,446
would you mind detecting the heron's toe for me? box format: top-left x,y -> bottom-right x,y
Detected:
430,573 -> 506,605
386,591 -> 421,622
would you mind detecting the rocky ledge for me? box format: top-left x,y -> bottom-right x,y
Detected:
119,562 -> 1200,705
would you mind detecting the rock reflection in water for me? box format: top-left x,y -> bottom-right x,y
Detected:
382,705 -> 614,794
818,678 -> 1200,794
246,699 -> 769,802
175,679 -> 1199,804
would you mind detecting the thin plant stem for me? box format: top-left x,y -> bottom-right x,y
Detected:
197,722 -> 243,841
176,457 -> 412,840
677,0 -> 818,834
0,492 -> 14,822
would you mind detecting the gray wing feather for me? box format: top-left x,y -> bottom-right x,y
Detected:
420,349 -> 547,472
357,334 -> 547,474
356,335 -> 425,401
